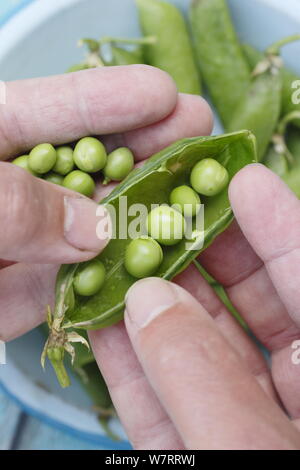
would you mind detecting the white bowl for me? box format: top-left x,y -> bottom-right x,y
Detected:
0,0 -> 300,449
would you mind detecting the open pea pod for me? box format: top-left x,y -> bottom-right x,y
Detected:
44,130 -> 256,387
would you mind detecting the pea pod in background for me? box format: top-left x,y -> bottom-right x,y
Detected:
243,44 -> 300,128
227,36 -> 300,161
42,130 -> 257,387
226,38 -> 292,161
75,362 -> 120,441
110,45 -> 144,65
136,0 -> 201,95
283,126 -> 300,198
262,112 -> 300,199
189,0 -> 251,126
67,37 -> 146,71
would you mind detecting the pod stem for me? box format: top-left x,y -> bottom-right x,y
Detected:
41,265 -> 90,388
266,34 -> 300,55
99,35 -> 156,47
50,359 -> 71,388
271,112 -> 300,166
277,111 -> 300,136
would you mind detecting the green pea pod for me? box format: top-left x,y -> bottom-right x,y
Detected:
263,145 -> 289,177
283,127 -> 300,198
75,362 -> 120,441
72,331 -> 95,368
243,44 -> 300,128
76,362 -> 112,411
287,126 -> 300,159
190,0 -> 251,126
193,261 -> 247,329
136,0 -> 201,95
43,130 -> 257,387
227,38 -> 293,162
110,45 -> 144,65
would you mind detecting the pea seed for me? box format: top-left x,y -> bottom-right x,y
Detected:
44,172 -> 64,186
12,155 -> 37,176
190,158 -> 229,196
53,146 -> 74,175
125,237 -> 163,279
170,185 -> 201,217
63,170 -> 95,197
28,143 -> 57,174
74,260 -> 106,297
103,147 -> 134,183
74,137 -> 107,173
147,206 -> 186,246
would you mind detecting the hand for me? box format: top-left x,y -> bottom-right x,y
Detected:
0,67 -> 212,342
90,165 -> 300,450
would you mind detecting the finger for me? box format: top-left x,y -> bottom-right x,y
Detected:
101,93 -> 213,161
122,94 -> 213,161
0,163 -> 111,263
89,323 -> 184,450
198,167 -> 300,418
229,164 -> 300,327
175,264 -> 277,401
0,66 -> 177,159
0,263 -> 57,341
228,164 -> 300,418
125,279 -> 300,450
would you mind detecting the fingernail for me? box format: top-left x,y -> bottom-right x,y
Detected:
64,196 -> 111,252
125,278 -> 179,329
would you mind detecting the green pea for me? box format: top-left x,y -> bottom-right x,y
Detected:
53,146 -> 74,175
147,206 -> 186,246
125,237 -> 163,279
12,155 -> 37,176
103,147 -> 134,183
63,170 -> 95,197
28,143 -> 57,174
74,260 -> 106,297
170,185 -> 201,217
190,159 -> 229,197
74,137 -> 107,173
44,172 -> 64,186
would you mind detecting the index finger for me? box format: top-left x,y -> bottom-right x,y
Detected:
0,65 -> 177,159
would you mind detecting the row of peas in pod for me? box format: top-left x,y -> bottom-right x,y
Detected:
12,138 -> 135,198
72,158 -> 229,299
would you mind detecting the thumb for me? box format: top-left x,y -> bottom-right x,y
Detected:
0,163 -> 111,263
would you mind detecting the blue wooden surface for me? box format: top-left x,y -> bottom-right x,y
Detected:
0,0 -> 103,449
